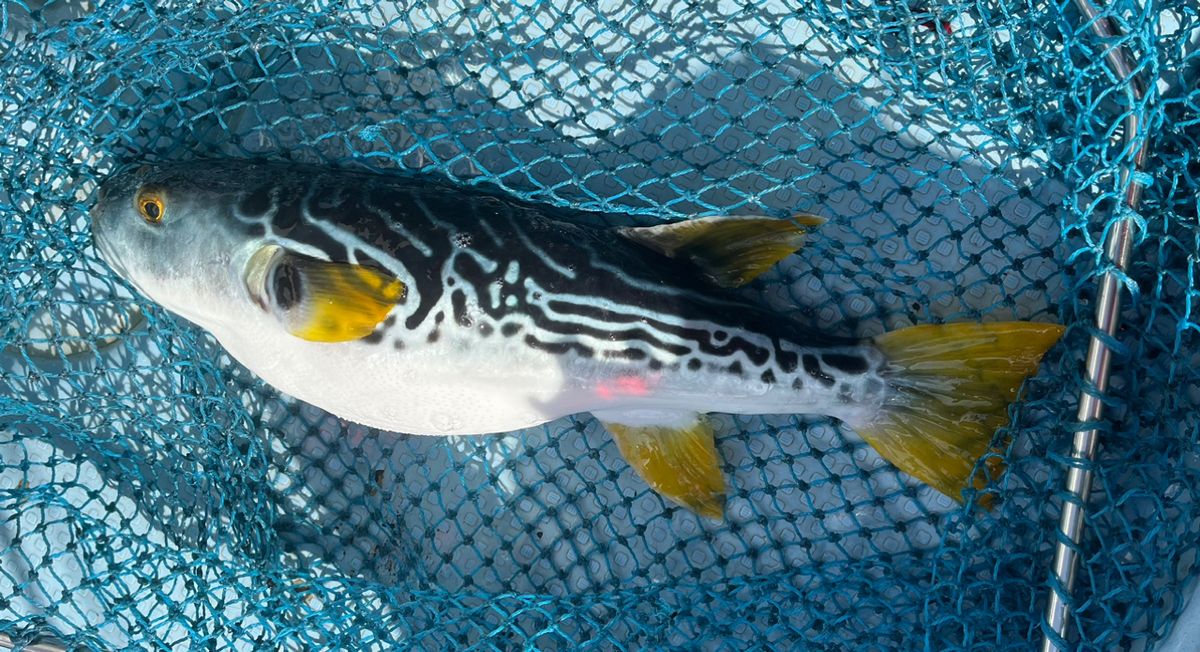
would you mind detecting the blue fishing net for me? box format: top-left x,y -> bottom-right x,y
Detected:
1,0 -> 1198,649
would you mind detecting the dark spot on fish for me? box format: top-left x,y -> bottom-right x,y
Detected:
479,322 -> 493,336
435,311 -> 445,325
271,259 -> 302,310
363,329 -> 384,344
427,330 -> 440,343
501,323 -> 521,337
383,315 -> 396,327
728,336 -> 770,366
393,340 -> 405,350
238,184 -> 274,217
776,349 -> 799,373
865,378 -> 884,395
688,358 -> 702,371
761,370 -> 776,384
312,184 -> 348,211
648,359 -> 663,371
451,289 -> 471,326
242,222 -> 267,238
447,277 -> 456,287
823,353 -> 869,374
271,188 -> 303,233
604,348 -> 646,361
837,383 -> 854,404
524,334 -> 594,358
727,361 -> 744,376
803,354 -> 836,387
792,377 -> 804,390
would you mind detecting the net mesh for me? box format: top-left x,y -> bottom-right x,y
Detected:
1,0 -> 1198,649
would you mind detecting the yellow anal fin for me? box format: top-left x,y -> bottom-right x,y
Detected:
859,322 -> 1065,505
601,415 -> 726,519
618,214 -> 825,287
280,254 -> 406,343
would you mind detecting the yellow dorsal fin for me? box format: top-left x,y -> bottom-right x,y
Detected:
618,213 -> 824,287
600,414 -> 726,519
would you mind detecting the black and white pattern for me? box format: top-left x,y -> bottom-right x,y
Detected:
109,160 -> 890,428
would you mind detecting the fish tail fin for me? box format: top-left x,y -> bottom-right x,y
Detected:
856,322 -> 1065,505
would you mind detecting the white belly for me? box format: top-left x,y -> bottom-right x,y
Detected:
211,323 -> 571,435
206,316 -> 883,436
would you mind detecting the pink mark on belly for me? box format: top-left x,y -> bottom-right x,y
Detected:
616,375 -> 649,395
596,374 -> 654,400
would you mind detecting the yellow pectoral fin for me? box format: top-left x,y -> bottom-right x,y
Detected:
284,257 -> 406,343
602,415 -> 726,519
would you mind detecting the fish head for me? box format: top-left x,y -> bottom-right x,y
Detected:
91,160 -> 276,331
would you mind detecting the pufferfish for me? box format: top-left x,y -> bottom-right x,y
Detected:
91,160 -> 1063,517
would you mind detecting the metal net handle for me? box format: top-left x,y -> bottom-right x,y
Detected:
1040,0 -> 1152,648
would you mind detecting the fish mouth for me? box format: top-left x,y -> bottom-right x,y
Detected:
90,184 -> 127,273
93,241 -> 154,301
91,229 -> 134,286
92,230 -> 115,266
242,244 -> 283,312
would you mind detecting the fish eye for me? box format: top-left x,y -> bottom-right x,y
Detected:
135,187 -> 166,224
